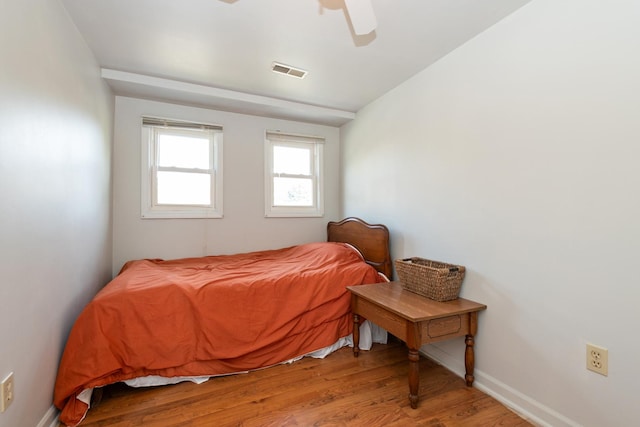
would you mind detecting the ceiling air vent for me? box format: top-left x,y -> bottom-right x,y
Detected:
271,62 -> 307,79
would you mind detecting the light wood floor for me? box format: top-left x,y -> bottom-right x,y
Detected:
62,339 -> 532,426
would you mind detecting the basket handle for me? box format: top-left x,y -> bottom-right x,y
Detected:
400,258 -> 460,273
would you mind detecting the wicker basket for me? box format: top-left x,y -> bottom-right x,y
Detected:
395,257 -> 466,301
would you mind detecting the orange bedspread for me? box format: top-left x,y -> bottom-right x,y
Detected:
54,242 -> 384,426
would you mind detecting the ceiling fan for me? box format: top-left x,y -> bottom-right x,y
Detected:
343,0 -> 377,35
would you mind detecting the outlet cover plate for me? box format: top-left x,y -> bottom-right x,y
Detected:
586,344 -> 608,376
0,372 -> 14,412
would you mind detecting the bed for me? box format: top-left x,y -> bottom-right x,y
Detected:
54,217 -> 392,426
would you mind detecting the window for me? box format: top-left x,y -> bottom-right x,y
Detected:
141,117 -> 223,218
265,131 -> 324,217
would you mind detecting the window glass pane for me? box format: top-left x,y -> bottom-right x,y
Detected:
273,177 -> 313,206
158,133 -> 210,169
273,146 -> 310,175
157,171 -> 211,205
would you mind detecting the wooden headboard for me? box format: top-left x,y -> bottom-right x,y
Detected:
327,217 -> 392,279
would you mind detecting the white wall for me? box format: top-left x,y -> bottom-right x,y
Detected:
0,1 -> 113,426
113,97 -> 341,275
341,1 -> 640,426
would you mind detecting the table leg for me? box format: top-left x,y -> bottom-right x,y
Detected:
465,335 -> 475,386
353,313 -> 360,358
465,312 -> 479,386
408,348 -> 420,408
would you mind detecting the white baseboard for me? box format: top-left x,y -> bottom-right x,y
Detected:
421,344 -> 579,427
37,405 -> 59,427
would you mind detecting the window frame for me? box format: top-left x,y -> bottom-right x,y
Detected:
141,118 -> 223,219
264,131 -> 324,218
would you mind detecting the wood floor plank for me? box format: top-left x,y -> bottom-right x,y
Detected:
59,339 -> 532,426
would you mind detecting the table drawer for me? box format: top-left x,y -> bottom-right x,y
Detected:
421,313 -> 470,343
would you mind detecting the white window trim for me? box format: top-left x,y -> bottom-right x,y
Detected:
141,118 -> 223,219
264,131 -> 324,218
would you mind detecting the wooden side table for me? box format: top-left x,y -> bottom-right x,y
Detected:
347,281 -> 487,408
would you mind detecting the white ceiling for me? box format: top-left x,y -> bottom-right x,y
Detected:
62,0 -> 531,126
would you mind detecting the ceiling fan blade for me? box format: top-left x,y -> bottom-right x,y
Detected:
344,0 -> 377,35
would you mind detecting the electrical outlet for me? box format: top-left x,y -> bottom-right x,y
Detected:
0,372 -> 14,412
586,344 -> 608,376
